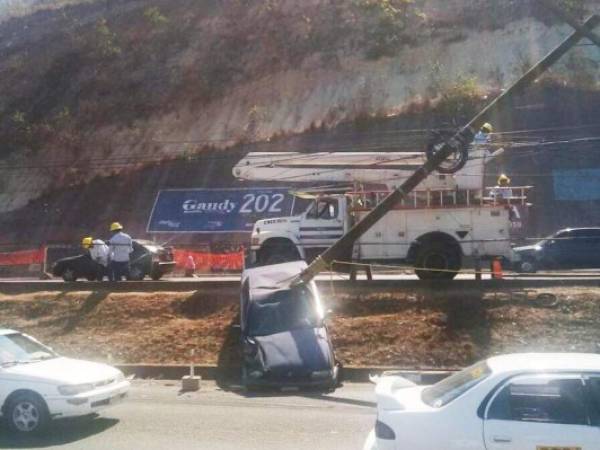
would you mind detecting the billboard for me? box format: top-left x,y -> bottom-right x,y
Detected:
147,188 -> 295,233
554,169 -> 600,201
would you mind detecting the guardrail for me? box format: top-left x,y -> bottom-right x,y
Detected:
0,277 -> 599,295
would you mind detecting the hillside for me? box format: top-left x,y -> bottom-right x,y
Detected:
0,0 -> 598,246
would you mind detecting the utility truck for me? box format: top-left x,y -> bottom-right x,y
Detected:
233,148 -> 529,280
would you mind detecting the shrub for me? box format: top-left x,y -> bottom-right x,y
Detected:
144,7 -> 169,27
95,18 -> 121,58
354,0 -> 426,59
435,75 -> 484,120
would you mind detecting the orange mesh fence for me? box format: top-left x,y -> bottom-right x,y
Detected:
173,249 -> 244,272
0,248 -> 46,266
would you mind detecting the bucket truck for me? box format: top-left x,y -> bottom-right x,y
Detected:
233,146 -> 527,280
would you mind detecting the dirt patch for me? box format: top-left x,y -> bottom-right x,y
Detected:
1,287 -> 600,368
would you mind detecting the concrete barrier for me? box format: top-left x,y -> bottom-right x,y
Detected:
115,363 -> 454,384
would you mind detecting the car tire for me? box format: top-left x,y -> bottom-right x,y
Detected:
5,392 -> 49,435
518,259 -> 537,274
129,267 -> 145,281
150,271 -> 162,281
415,242 -> 461,280
62,268 -> 77,282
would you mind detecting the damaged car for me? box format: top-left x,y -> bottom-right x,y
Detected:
240,261 -> 339,390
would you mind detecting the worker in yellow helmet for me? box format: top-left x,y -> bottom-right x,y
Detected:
107,222 -> 133,281
490,173 -> 513,204
474,122 -> 494,146
81,236 -> 110,280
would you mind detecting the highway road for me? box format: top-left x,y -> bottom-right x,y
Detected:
0,381 -> 376,450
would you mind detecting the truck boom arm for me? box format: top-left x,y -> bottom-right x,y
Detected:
293,14 -> 600,285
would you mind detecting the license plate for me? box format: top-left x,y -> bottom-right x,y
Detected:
537,447 -> 581,450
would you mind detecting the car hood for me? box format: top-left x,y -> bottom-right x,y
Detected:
1,357 -> 122,385
254,327 -> 332,373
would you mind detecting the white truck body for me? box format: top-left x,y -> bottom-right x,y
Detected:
248,192 -> 516,278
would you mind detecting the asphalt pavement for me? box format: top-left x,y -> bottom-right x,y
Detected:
0,381 -> 376,450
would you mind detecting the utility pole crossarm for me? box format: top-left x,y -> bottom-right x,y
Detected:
538,0 -> 600,49
293,14 -> 600,285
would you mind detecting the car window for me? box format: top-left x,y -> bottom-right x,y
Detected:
487,377 -> 588,425
586,377 -> 600,425
247,285 -> 321,336
0,333 -> 57,365
306,200 -> 337,220
422,361 -> 491,407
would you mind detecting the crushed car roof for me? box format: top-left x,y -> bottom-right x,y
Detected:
242,261 -> 307,292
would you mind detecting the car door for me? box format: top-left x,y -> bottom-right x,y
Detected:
580,230 -> 600,269
483,374 -> 599,450
543,231 -> 575,269
568,230 -> 597,269
583,374 -> 600,429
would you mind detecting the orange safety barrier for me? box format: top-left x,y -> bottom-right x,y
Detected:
0,248 -> 46,266
173,249 -> 244,272
491,258 -> 504,280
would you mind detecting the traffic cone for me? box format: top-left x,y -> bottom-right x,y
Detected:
491,258 -> 504,280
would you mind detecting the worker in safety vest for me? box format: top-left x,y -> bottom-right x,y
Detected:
107,222 -> 133,281
82,236 -> 110,280
184,254 -> 196,278
490,174 -> 513,204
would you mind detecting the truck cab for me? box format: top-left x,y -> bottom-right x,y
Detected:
250,195 -> 348,266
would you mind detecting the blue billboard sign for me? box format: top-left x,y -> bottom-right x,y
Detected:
554,169 -> 600,201
147,188 -> 295,233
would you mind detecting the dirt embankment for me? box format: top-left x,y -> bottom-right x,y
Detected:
1,287 -> 599,368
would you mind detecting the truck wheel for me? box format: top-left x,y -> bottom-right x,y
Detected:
415,242 -> 461,280
258,241 -> 300,266
5,392 -> 49,435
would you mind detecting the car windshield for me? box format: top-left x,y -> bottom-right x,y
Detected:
0,333 -> 57,366
422,361 -> 491,408
248,286 -> 321,337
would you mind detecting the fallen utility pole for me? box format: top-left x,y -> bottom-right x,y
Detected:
293,14 -> 600,285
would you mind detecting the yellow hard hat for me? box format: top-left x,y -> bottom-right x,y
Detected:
481,123 -> 493,133
110,222 -> 123,232
82,237 -> 93,248
498,174 -> 510,185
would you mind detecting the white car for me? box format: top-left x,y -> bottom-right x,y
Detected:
0,329 -> 129,434
364,353 -> 600,450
